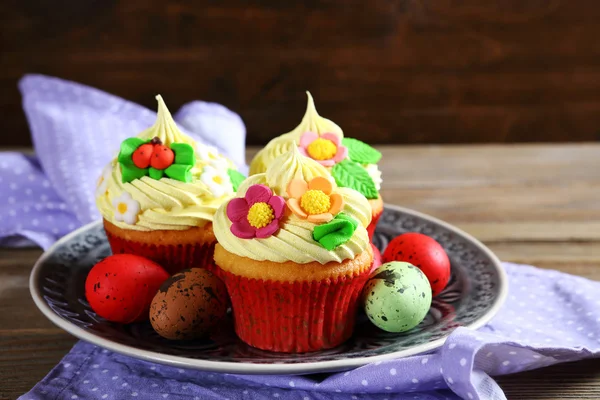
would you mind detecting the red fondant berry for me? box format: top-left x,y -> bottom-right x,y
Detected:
132,143 -> 154,169
150,145 -> 175,170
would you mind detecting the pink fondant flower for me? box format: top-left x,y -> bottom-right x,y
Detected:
298,131 -> 348,167
226,184 -> 286,239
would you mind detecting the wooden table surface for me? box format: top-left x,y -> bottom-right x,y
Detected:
1,144 -> 599,399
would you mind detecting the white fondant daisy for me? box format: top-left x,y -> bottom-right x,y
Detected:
200,165 -> 233,198
195,143 -> 216,161
196,143 -> 230,169
95,164 -> 112,198
112,192 -> 140,225
209,157 -> 230,169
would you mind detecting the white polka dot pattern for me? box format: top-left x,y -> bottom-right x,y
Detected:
11,143 -> 600,400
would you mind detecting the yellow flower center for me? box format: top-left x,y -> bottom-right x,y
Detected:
117,202 -> 128,214
306,138 -> 337,161
212,175 -> 223,184
300,190 -> 331,215
247,202 -> 275,228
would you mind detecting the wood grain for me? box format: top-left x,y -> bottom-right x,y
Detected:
0,248 -> 78,399
1,144 -> 599,398
497,359 -> 600,400
3,1 -> 600,147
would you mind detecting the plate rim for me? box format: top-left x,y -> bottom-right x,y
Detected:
30,204 -> 508,375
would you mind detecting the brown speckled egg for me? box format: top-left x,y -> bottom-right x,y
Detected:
149,268 -> 229,340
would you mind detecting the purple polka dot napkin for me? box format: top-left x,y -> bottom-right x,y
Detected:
17,263 -> 600,400
0,74 -> 246,249
4,75 -> 600,399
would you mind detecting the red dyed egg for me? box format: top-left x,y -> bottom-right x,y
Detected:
370,243 -> 382,273
382,233 -> 451,296
132,143 -> 154,169
150,145 -> 175,170
85,254 -> 170,324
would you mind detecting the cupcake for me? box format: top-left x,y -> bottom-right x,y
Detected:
213,146 -> 374,353
95,95 -> 245,275
249,92 -> 383,239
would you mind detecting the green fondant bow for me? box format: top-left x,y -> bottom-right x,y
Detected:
312,212 -> 359,251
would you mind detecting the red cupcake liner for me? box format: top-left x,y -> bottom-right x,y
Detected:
214,266 -> 372,353
105,231 -> 215,275
367,208 -> 382,240
370,243 -> 382,274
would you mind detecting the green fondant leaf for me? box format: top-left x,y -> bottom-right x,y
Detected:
331,159 -> 378,199
121,164 -> 148,183
149,167 -> 165,180
171,143 -> 195,166
342,137 -> 382,164
118,137 -> 148,166
227,169 -> 246,192
312,213 -> 359,251
164,164 -> 193,183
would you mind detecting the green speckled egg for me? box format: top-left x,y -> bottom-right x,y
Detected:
363,261 -> 432,333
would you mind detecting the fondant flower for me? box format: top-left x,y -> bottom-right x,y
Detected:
210,156 -> 230,169
201,165 -> 233,198
298,132 -> 348,167
112,192 -> 140,225
196,143 -> 230,169
95,164 -> 112,198
227,184 -> 286,239
286,177 -> 344,223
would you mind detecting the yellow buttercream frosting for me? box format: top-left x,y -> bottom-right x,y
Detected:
213,147 -> 372,264
249,92 -> 342,175
248,92 -> 382,191
96,95 -> 238,231
263,144 -> 331,196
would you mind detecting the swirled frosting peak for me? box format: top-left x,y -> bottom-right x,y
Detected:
138,95 -> 196,146
287,91 -> 343,140
264,145 -> 330,196
214,147 -> 372,264
249,92 -> 343,175
95,95 -> 239,232
249,92 -> 382,195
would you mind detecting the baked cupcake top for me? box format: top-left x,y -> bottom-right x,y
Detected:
96,95 -> 245,231
249,92 -> 382,200
213,146 -> 372,264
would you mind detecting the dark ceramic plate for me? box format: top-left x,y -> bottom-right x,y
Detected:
30,205 -> 506,374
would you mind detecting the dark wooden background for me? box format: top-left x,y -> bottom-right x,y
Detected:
2,0 -> 600,147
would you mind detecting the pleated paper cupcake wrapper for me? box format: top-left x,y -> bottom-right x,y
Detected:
370,243 -> 382,273
214,267 -> 372,353
105,231 -> 216,275
366,208 -> 383,240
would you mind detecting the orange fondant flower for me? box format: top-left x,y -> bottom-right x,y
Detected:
286,177 -> 344,223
